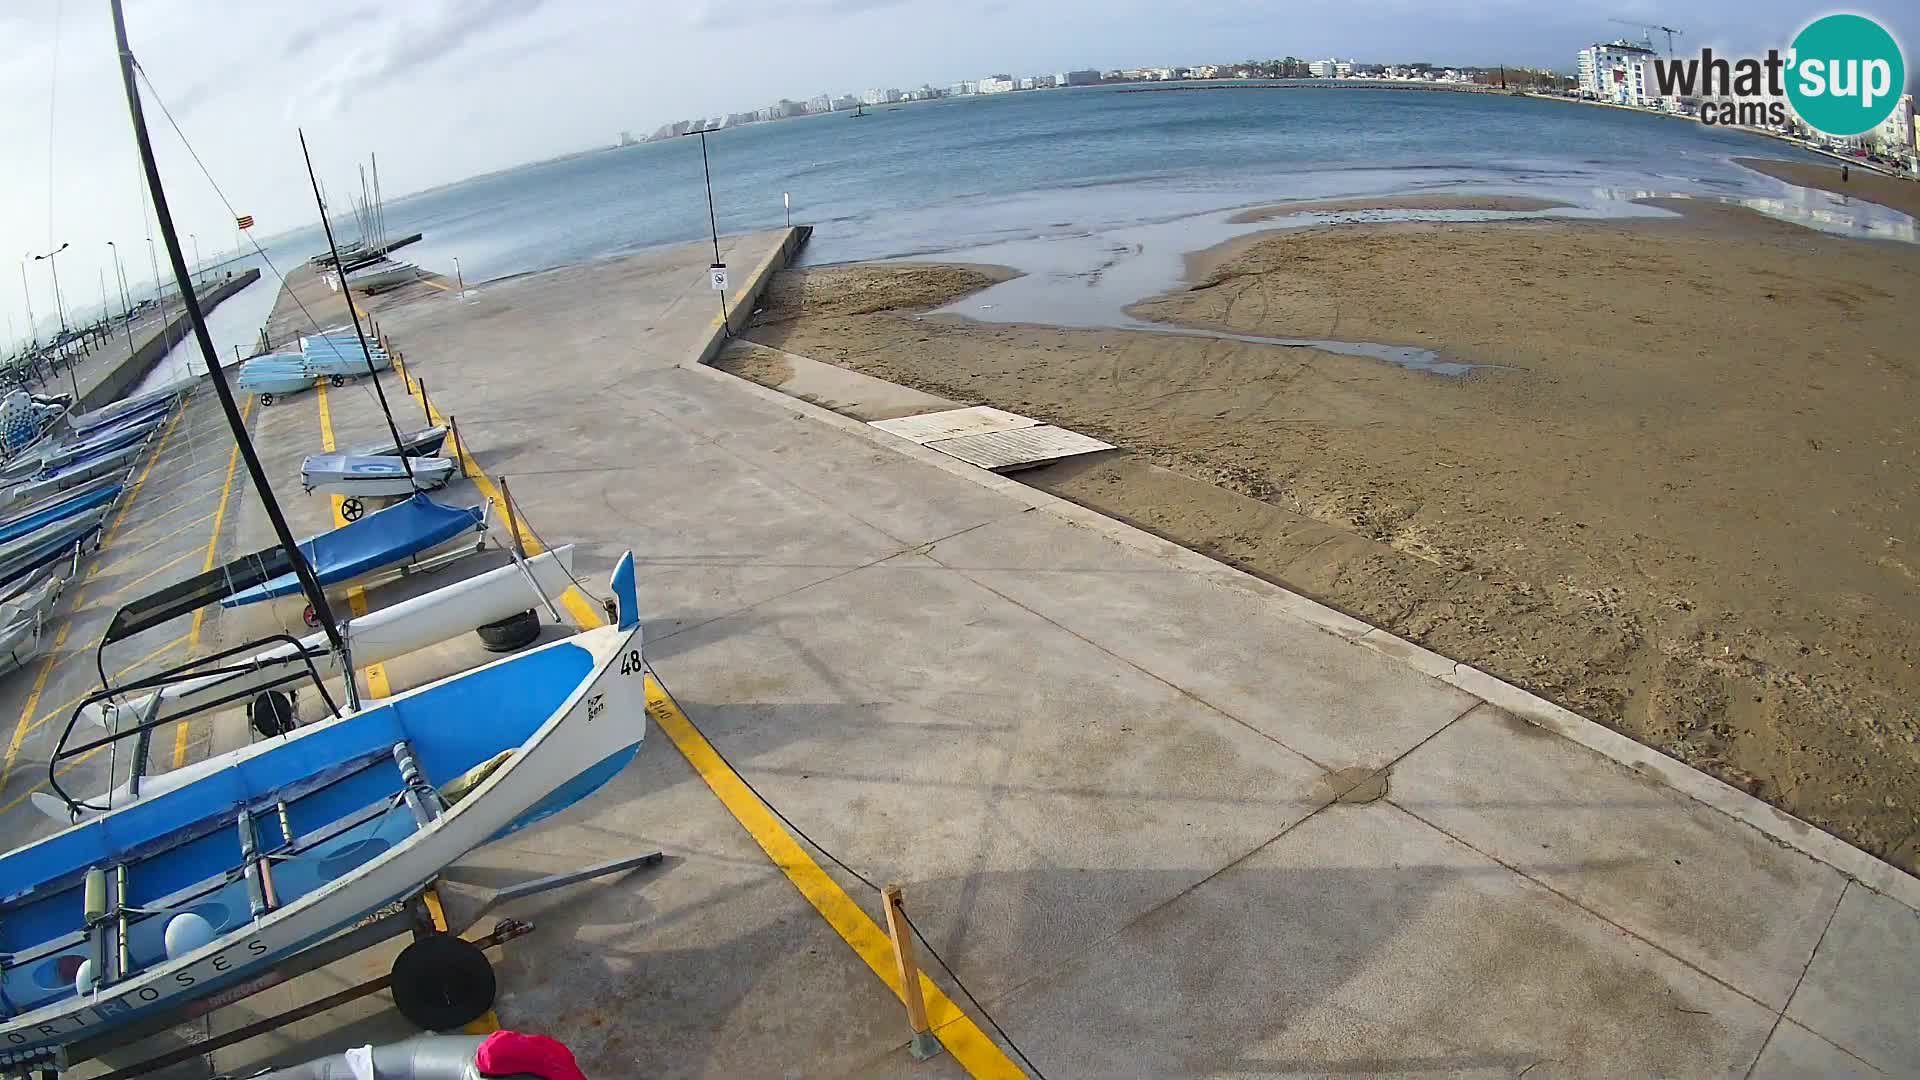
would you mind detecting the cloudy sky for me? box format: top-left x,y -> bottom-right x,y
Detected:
1,0 -> 1913,342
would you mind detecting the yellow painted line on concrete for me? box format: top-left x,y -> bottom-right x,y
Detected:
416,279 -> 451,292
0,743 -> 105,818
96,401 -> 192,552
177,397 -> 254,769
391,309 -> 1020,1074
95,510 -> 218,575
0,623 -> 76,792
17,632 -> 191,747
101,549 -> 196,600
316,379 -> 391,699
644,676 -> 1023,1078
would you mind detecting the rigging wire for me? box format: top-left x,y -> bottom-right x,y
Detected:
130,62 -> 337,350
45,0 -> 64,255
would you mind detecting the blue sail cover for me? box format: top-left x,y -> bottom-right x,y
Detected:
0,482 -> 121,545
221,494 -> 483,606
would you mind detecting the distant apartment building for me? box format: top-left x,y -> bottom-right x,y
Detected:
1308,59 -> 1336,77
1879,93 -> 1917,155
832,94 -> 860,111
808,94 -> 832,114
980,75 -> 1017,93
1578,41 -> 1656,106
1063,69 -> 1102,86
950,80 -> 979,96
1334,61 -> 1353,78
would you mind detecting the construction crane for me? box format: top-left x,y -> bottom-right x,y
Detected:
1608,17 -> 1684,56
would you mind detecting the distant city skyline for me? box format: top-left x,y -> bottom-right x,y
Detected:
1,0 -> 1915,345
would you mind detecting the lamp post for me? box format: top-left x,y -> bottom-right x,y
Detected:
190,233 -> 201,282
679,126 -> 729,330
18,260 -> 37,347
30,242 -> 70,335
107,241 -> 135,357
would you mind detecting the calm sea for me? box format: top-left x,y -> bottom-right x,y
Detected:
143,85 -> 1903,388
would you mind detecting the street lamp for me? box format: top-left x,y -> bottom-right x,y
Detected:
679,126 -> 729,329
190,233 -> 201,282
18,260 -> 37,347
30,242 -> 70,335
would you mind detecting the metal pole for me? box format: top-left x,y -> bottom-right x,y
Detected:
498,474 -> 528,559
419,378 -> 432,425
111,0 -> 348,655
692,129 -> 730,329
190,233 -> 201,282
18,260 -> 35,346
448,414 -> 469,478
453,257 -> 466,298
109,242 -> 134,358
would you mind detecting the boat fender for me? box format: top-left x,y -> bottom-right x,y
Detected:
164,912 -> 216,960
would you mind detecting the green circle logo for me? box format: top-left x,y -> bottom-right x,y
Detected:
1786,14 -> 1906,136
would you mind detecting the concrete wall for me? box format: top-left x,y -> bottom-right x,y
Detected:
697,225 -> 812,366
79,268 -> 261,411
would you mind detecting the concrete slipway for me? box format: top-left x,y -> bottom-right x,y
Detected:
2,230 -> 1915,1077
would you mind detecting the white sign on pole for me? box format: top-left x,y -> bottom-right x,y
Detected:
710,264 -> 729,292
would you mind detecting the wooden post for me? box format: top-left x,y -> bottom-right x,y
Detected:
447,413 -> 470,478
498,475 -> 529,560
882,884 -> 943,1061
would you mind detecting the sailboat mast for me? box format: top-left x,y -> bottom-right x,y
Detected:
299,131 -> 416,486
110,0 -> 347,655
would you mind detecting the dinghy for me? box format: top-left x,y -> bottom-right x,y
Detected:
301,454 -> 456,497
237,353 -> 320,403
0,522 -> 96,593
350,425 -> 448,460
0,505 -> 112,570
0,411 -> 167,482
0,569 -> 66,677
0,477 -> 122,545
219,493 -> 486,608
0,554 -> 646,1064
0,439 -> 146,507
65,389 -> 178,436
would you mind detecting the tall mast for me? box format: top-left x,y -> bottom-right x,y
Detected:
110,0 -> 346,654
300,131 -> 416,487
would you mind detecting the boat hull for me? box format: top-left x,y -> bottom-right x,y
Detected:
0,617 -> 644,1065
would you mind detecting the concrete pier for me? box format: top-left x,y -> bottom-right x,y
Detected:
2,233 -> 1914,1077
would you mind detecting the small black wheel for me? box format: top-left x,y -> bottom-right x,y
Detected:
249,690 -> 296,737
477,608 -> 540,652
391,933 -> 495,1031
329,374 -> 346,387
302,603 -> 319,628
340,497 -> 364,522
258,393 -> 274,407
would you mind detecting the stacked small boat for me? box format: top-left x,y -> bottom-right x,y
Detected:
236,333 -> 394,404
343,258 -> 421,293
0,390 -> 181,675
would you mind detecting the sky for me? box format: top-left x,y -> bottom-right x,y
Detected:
1,0 -> 1915,345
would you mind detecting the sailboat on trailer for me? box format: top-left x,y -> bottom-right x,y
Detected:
0,3 -> 646,1066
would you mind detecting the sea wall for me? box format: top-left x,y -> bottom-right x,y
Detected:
79,268 -> 261,411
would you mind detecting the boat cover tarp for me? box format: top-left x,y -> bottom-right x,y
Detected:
0,482 -> 120,546
222,494 -> 483,607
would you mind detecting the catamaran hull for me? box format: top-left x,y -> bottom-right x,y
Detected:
78,546 -> 577,736
301,456 -> 456,496
0,441 -> 146,507
0,617 -> 644,1065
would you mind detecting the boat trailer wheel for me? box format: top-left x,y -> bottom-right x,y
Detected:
258,393 -> 274,407
391,932 -> 497,1032
329,374 -> 346,387
340,497 -> 365,522
249,690 -> 297,737
302,603 -> 319,628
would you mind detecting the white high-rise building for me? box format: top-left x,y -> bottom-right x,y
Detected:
1578,41 -> 1656,106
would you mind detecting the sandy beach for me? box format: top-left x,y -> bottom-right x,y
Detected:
741,183 -> 1920,873
1737,156 -> 1920,219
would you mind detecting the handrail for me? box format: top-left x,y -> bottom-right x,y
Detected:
49,632 -> 344,816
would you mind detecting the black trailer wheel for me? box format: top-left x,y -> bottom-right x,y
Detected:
340,497 -> 365,522
391,933 -> 496,1031
329,374 -> 346,387
249,690 -> 297,737
476,608 -> 541,653
258,392 -> 274,407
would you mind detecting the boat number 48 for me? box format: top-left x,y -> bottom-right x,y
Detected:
618,649 -> 643,677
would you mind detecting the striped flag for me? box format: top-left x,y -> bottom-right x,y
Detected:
235,214 -> 255,230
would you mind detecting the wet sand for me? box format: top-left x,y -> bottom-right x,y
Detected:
1228,194 -> 1572,223
1737,156 -> 1920,220
743,199 -> 1920,874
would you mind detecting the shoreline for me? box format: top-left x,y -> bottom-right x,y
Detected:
743,200 -> 1920,873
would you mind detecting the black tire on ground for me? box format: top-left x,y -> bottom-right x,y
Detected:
259,393 -> 274,407
477,608 -> 541,653
329,374 -> 345,387
249,690 -> 297,737
391,933 -> 496,1032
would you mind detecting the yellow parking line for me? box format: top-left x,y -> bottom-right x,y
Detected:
417,279 -> 451,292
95,511 -> 217,575
177,396 -> 254,769
390,328 -> 1019,1074
101,549 -> 196,600
0,623 -> 75,792
0,743 -> 105,818
95,400 -> 191,552
317,379 -> 390,698
645,678 -> 1022,1078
